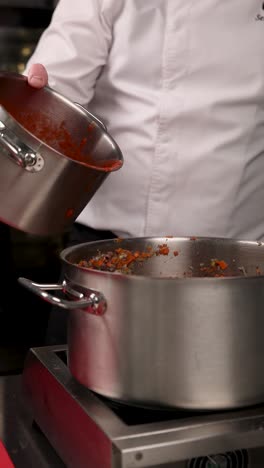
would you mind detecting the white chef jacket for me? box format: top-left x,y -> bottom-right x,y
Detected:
25,0 -> 264,240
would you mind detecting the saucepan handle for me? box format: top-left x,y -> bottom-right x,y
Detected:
0,119 -> 44,172
18,277 -> 107,315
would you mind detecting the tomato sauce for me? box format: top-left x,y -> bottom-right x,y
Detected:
1,105 -> 122,172
77,243 -> 248,277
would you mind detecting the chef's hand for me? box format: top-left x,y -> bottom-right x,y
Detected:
27,63 -> 48,88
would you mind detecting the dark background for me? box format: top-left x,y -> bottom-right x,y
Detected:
0,0 -> 64,373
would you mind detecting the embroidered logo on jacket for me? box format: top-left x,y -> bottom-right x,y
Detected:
256,2 -> 264,21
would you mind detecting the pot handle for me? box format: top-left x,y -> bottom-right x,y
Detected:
0,120 -> 44,172
18,277 -> 107,315
74,103 -> 107,132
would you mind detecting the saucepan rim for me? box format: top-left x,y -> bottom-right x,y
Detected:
0,70 -> 124,172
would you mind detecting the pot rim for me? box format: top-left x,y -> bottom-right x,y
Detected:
61,235 -> 264,282
0,71 -> 124,173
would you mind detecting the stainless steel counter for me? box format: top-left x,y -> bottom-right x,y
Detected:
0,375 -> 65,467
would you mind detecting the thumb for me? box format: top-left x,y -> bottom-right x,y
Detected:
27,63 -> 48,89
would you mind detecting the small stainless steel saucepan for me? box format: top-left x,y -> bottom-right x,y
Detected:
0,71 -> 123,236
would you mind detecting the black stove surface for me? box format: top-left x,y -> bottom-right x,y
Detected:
94,392 -> 264,427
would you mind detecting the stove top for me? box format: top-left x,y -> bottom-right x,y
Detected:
22,345 -> 264,468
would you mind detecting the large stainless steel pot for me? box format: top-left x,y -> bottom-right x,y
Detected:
0,71 -> 123,236
19,236 -> 264,410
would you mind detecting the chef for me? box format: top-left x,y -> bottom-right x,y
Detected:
25,0 -> 264,343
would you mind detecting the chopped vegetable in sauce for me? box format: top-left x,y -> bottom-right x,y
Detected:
77,243 -> 242,277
